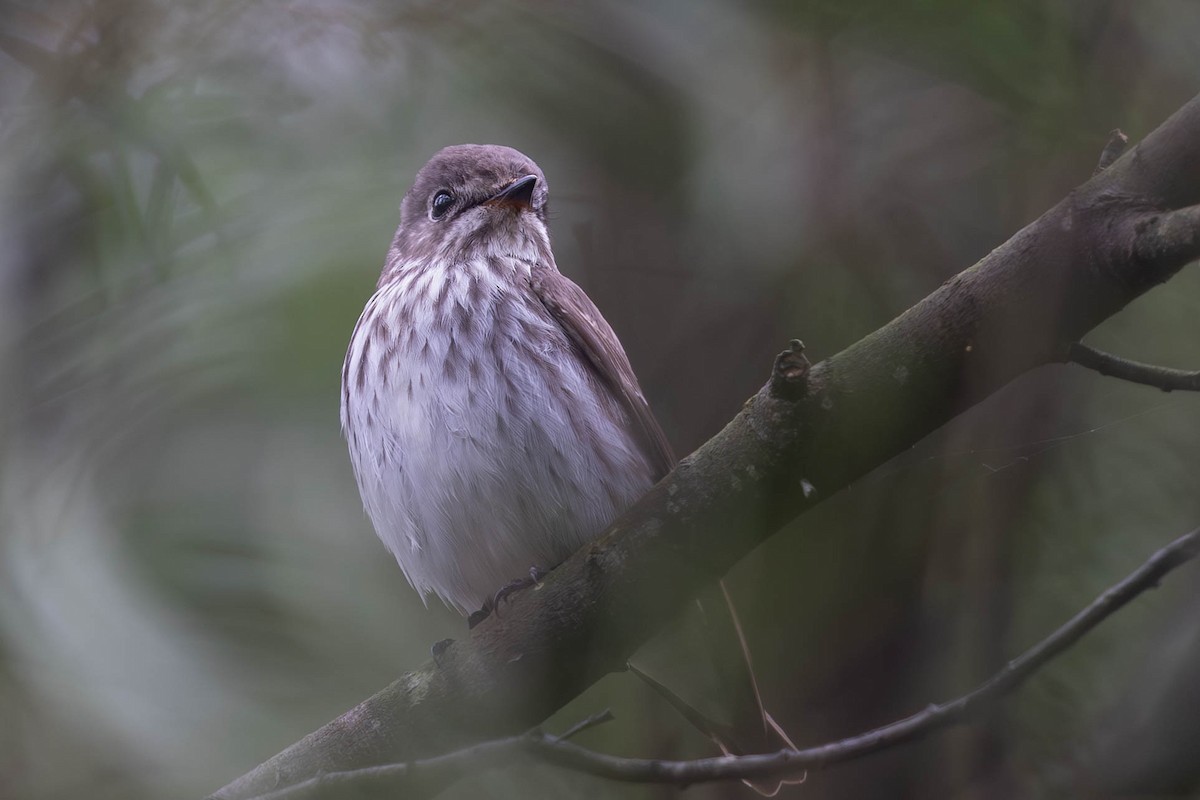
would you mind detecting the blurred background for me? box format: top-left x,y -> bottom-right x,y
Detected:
2,1 -> 1200,798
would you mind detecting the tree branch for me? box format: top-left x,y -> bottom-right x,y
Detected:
209,93 -> 1200,800
247,527 -> 1200,797
1066,343 -> 1200,391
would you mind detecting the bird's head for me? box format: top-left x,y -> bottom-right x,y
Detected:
391,144 -> 551,265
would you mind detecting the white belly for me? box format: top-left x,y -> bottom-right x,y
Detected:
341,256 -> 654,613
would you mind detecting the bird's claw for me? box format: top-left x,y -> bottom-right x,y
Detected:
467,566 -> 547,628
492,566 -> 548,615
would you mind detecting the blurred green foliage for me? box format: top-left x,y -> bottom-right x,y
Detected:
2,1 -> 1200,798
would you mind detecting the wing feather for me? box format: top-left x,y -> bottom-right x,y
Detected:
529,264 -> 676,479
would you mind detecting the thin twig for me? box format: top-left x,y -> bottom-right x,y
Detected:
245,717 -> 611,800
627,661 -> 738,746
247,527 -> 1200,797
1067,343 -> 1200,392
552,709 -> 615,742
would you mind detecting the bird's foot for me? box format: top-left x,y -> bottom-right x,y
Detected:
493,566 -> 548,614
466,566 -> 548,628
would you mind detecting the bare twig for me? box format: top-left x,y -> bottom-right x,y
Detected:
627,661 -> 738,745
245,715 -> 614,800
1067,343 -> 1200,392
552,709 -> 615,742
247,527 -> 1200,798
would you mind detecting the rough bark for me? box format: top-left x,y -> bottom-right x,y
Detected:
210,92 -> 1200,800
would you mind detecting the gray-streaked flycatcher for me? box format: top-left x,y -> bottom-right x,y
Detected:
341,144 -> 673,618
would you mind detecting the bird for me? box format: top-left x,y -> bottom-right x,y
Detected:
341,145 -> 796,791
340,144 -> 674,621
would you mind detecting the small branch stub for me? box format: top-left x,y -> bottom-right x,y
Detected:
1094,128 -> 1129,175
771,339 -> 810,398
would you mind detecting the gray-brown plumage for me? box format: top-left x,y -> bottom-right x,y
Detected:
342,144 -> 671,615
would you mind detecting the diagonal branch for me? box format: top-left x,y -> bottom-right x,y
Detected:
1066,343 -> 1200,392
247,527 -> 1200,797
209,93 -> 1200,800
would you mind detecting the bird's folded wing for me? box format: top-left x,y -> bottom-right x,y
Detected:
529,264 -> 677,478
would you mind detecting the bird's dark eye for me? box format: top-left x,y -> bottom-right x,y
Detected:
430,190 -> 455,220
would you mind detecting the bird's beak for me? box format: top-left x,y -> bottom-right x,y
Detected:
485,174 -> 538,210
